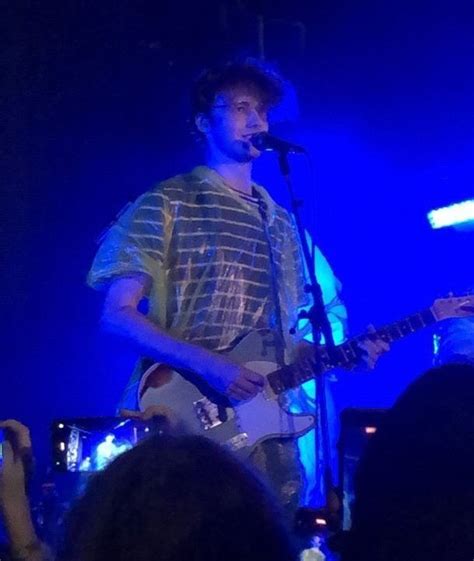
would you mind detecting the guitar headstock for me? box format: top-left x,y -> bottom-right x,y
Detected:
432,294 -> 474,321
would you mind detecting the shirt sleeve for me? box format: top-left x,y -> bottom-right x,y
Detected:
87,188 -> 169,291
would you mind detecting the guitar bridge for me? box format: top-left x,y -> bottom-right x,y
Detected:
226,432 -> 249,451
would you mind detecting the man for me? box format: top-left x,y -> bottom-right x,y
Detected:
95,434 -> 131,471
88,61 -> 387,512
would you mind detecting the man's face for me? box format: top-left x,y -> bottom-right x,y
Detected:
203,87 -> 270,163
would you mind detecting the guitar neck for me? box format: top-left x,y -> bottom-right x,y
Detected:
268,306 -> 437,395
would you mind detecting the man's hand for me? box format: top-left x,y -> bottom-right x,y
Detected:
120,405 -> 179,434
356,325 -> 390,370
197,353 -> 265,401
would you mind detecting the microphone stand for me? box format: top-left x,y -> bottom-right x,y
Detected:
277,149 -> 340,525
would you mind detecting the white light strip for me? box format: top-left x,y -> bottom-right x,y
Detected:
427,199 -> 474,229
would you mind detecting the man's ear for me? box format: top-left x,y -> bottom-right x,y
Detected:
195,113 -> 210,135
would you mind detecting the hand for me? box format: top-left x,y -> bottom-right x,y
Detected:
0,419 -> 32,505
293,340 -> 319,371
199,353 -> 265,401
120,405 -> 179,432
0,420 -> 43,561
357,325 -> 390,370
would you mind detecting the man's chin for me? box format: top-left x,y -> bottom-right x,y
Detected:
235,145 -> 261,163
217,141 -> 261,163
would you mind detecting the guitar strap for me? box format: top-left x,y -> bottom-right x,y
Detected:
253,188 -> 286,367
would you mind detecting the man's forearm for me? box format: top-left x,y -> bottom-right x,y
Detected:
100,301 -> 258,400
101,306 -> 214,376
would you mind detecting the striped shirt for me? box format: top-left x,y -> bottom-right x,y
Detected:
88,166 -> 309,355
88,166 -> 312,408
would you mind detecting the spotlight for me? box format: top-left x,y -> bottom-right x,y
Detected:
427,199 -> 474,229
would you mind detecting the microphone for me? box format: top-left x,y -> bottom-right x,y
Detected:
250,132 -> 306,154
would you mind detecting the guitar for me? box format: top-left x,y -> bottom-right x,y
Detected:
138,295 -> 474,455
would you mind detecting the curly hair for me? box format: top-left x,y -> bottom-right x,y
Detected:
57,434 -> 297,561
191,60 -> 284,117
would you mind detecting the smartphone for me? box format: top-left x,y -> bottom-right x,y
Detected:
51,417 -> 155,473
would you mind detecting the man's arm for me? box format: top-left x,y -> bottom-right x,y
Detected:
101,274 -> 264,400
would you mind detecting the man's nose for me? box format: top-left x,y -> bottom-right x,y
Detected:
247,109 -> 267,129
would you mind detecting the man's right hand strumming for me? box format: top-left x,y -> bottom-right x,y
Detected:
196,352 -> 265,401
102,275 -> 265,402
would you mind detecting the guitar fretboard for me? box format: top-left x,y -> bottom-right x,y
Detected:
267,307 -> 437,395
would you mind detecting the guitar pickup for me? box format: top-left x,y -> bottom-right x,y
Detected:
193,397 -> 224,430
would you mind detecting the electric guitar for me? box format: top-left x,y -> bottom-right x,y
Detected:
137,295 -> 474,455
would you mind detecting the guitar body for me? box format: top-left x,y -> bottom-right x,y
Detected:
138,330 -> 315,455
136,294 -> 474,455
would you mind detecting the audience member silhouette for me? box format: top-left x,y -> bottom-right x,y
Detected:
342,363 -> 474,561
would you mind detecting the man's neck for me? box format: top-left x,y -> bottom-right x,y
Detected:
207,159 -> 253,195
